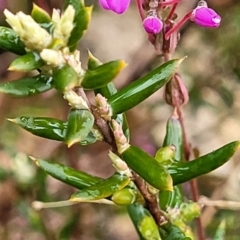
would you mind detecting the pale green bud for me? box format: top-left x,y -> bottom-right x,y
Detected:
63,90 -> 89,109
53,5 -> 75,45
108,151 -> 131,176
40,49 -> 66,67
95,94 -> 112,121
112,119 -> 130,153
4,9 -> 52,52
112,188 -> 137,205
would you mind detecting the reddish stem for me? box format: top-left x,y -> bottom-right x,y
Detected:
135,0 -> 145,21
160,0 -> 181,7
165,11 -> 192,40
166,3 -> 178,22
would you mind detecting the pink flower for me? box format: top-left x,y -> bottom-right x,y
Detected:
191,6 -> 221,28
99,0 -> 130,14
143,16 -> 163,34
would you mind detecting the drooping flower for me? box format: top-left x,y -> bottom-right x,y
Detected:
98,0 -> 130,14
143,16 -> 163,34
190,1 -> 221,28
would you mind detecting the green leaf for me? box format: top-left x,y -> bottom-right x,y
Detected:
128,203 -> 160,240
53,65 -> 79,92
122,145 -> 173,191
9,52 -> 44,72
64,0 -> 92,51
168,141 -> 240,185
95,82 -> 118,98
138,215 -> 162,240
31,4 -> 53,32
32,157 -> 102,189
108,58 -> 183,115
159,186 -> 183,210
81,60 -> 127,90
0,27 -> 26,55
87,50 -> 102,69
0,74 -> 53,97
159,113 -> 184,210
160,224 -> 191,240
70,173 -> 130,202
65,109 -> 95,147
8,117 -> 67,141
31,4 -> 51,24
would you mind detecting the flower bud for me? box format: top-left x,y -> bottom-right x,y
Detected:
4,9 -> 52,51
143,16 -> 163,34
111,188 -> 137,205
191,1 -> 221,28
99,0 -> 130,14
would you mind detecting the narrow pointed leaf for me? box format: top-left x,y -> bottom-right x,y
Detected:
9,117 -> 67,141
65,109 -> 95,147
64,0 -> 92,51
108,58 -> 183,115
31,4 -> 53,32
0,74 -> 53,97
122,145 -> 173,191
32,157 -> 102,189
70,173 -> 130,202
9,52 -> 44,72
31,4 -> 51,23
87,50 -> 102,69
81,60 -> 127,90
168,141 -> 240,185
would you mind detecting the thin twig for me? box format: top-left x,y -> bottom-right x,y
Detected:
199,196 -> 240,210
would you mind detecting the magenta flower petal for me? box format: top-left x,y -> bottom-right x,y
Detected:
191,6 -> 221,28
107,0 -> 130,14
99,0 -> 110,10
143,16 -> 163,34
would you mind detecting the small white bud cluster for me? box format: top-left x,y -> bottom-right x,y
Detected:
63,90 -> 89,109
112,119 -> 130,154
4,9 -> 52,51
95,93 -> 112,121
108,151 -> 131,177
4,6 -> 83,76
52,5 -> 75,46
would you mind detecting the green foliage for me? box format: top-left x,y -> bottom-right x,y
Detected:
108,59 -> 182,115
0,1 -> 239,240
0,74 -> 53,96
33,157 -> 102,189
0,26 -> 26,55
168,141 -> 240,185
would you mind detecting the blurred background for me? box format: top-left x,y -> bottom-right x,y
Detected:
0,0 -> 240,239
